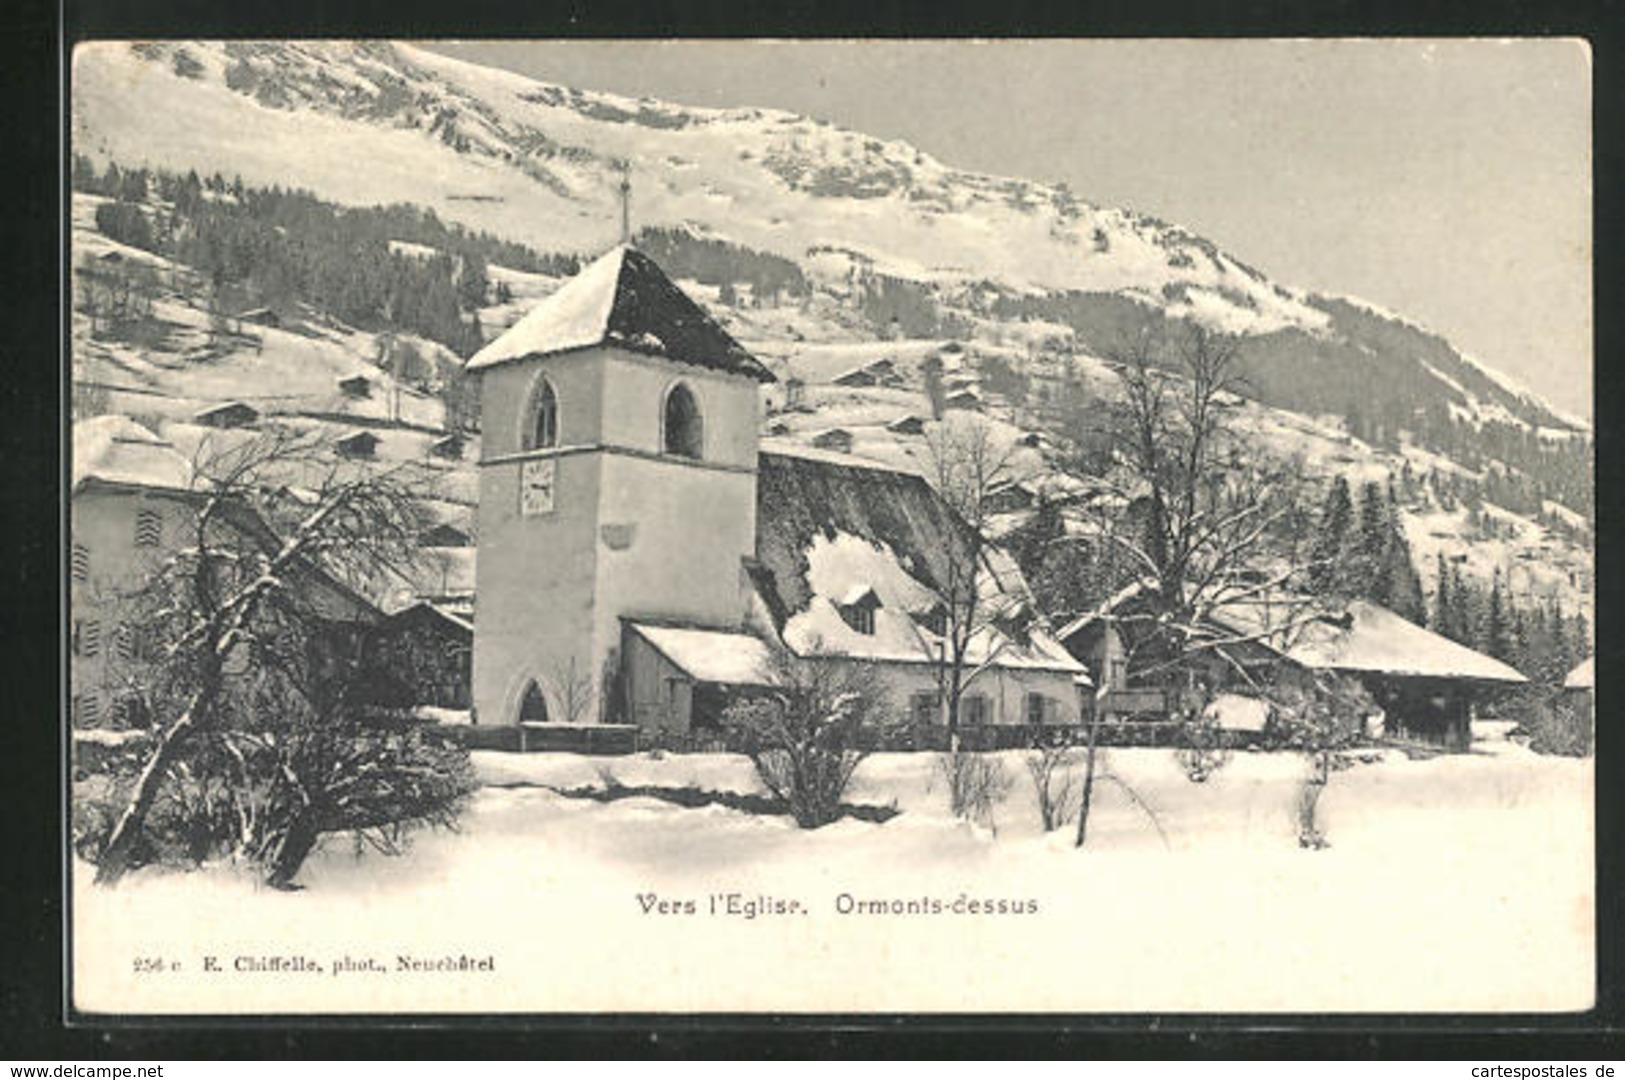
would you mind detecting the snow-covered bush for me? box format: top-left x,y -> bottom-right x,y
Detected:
721,651 -> 896,829
1269,675 -> 1375,849
938,750 -> 1013,833
1174,703 -> 1232,784
1518,692 -> 1592,758
1025,740 -> 1081,832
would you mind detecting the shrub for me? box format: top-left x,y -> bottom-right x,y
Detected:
1025,740 -> 1081,832
1269,675 -> 1374,849
722,651 -> 896,829
937,750 -> 1013,833
1174,705 -> 1232,783
1520,694 -> 1593,757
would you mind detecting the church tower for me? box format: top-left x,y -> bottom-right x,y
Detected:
466,247 -> 775,727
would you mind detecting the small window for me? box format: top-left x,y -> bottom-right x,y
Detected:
916,604 -> 948,636
135,508 -> 162,547
71,543 -> 89,582
77,619 -> 101,659
1109,658 -> 1128,689
842,603 -> 875,635
527,377 -> 559,451
76,694 -> 101,727
113,624 -> 135,662
1025,693 -> 1058,726
962,694 -> 989,726
910,691 -> 940,727
838,588 -> 881,636
663,383 -> 703,459
112,695 -> 147,728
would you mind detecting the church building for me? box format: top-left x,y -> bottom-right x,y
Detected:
466,246 -> 1087,737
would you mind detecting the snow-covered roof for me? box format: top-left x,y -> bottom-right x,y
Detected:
72,415 -> 195,494
1207,693 -> 1271,733
1222,598 -> 1527,685
1564,657 -> 1594,690
753,451 -> 1085,676
466,246 -> 775,383
629,622 -> 778,686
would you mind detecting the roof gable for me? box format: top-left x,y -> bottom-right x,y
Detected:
73,415 -> 195,494
467,246 -> 774,383
753,450 -> 1083,674
1215,598 -> 1527,684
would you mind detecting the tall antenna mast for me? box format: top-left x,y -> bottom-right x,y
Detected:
618,163 -> 632,246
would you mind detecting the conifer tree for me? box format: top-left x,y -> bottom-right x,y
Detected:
1433,553 -> 1451,634
1485,569 -> 1509,661
1310,477 -> 1354,592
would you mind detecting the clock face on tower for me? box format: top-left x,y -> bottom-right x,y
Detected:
519,457 -> 556,517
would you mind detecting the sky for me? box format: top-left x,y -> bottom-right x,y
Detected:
429,40 -> 1593,419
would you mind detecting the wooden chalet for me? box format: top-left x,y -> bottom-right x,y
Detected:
334,429 -> 380,459
194,401 -> 260,429
811,428 -> 855,453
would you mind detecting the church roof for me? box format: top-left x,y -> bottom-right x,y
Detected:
466,246 -> 775,383
752,449 -> 1084,674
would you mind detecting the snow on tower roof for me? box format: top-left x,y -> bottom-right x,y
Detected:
466,245 -> 775,383
72,415 -> 195,494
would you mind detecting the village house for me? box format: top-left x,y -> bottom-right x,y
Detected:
1058,586 -> 1527,751
69,416 -> 380,730
194,401 -> 260,429
464,245 -> 1087,741
810,428 -> 854,454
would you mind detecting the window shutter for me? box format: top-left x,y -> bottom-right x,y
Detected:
72,543 -> 90,582
135,508 -> 162,547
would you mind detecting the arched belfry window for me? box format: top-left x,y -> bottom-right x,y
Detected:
518,680 -> 549,724
525,377 -> 559,451
663,383 -> 703,459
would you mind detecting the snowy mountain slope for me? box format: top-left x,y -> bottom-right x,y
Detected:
72,40 -> 1584,447
69,40 -> 1591,622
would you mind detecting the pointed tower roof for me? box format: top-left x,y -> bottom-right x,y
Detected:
466,246 -> 774,382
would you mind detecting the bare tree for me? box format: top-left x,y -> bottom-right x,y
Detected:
1058,323 -> 1329,690
918,414 -> 1028,747
550,655 -> 597,725
87,430 -> 472,886
721,643 -> 897,829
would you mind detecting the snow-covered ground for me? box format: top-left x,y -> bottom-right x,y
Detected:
73,735 -> 1592,1015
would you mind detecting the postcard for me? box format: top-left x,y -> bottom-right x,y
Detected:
67,38 -> 1594,1016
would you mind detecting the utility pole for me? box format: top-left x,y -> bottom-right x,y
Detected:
618,163 -> 632,246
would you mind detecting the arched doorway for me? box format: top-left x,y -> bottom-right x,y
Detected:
518,680 -> 550,724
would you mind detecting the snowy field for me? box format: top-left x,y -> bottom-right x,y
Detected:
72,734 -> 1592,1015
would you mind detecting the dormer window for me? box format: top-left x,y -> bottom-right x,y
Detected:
663,383 -> 703,459
526,376 -> 559,451
915,603 -> 948,637
837,586 -> 882,636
